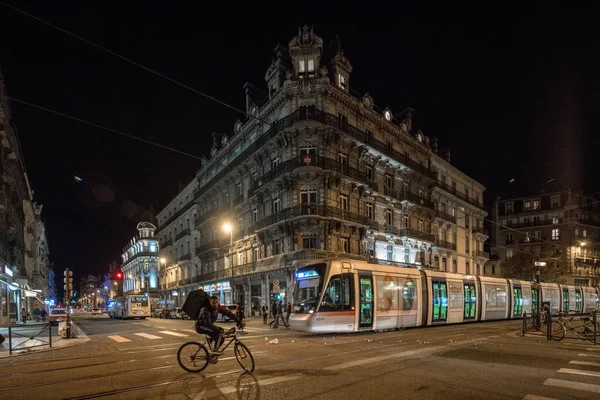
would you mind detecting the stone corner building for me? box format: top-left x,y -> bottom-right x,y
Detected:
156,26 -> 488,314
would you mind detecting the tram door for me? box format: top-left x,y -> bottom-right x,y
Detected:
359,275 -> 373,328
513,286 -> 523,317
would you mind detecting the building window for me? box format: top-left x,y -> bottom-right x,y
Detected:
551,195 -> 560,208
418,219 -> 424,232
524,200 -> 531,211
272,196 -> 281,213
386,209 -> 393,225
224,191 -> 229,205
532,199 -> 540,210
403,214 -> 409,228
339,194 -> 349,210
271,157 -> 280,169
506,248 -> 513,259
466,262 -> 470,275
252,208 -> 258,223
465,188 -> 470,199
452,259 -> 457,273
273,240 -> 282,255
366,130 -> 373,143
302,236 -> 318,249
366,203 -> 374,220
299,60 -> 305,73
301,190 -> 317,204
236,183 -> 243,198
505,202 -> 513,214
338,152 -> 348,166
252,247 -> 259,262
307,59 -> 315,72
552,228 -> 560,240
385,174 -> 393,188
365,165 -> 374,181
387,244 -> 393,261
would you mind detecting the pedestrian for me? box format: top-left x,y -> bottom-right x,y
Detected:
275,301 -> 289,328
286,301 -> 292,326
271,299 -> 277,320
262,305 -> 268,324
33,306 -> 41,322
40,308 -> 48,322
21,307 -> 27,324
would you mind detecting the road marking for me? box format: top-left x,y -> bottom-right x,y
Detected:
558,368 -> 600,378
324,345 -> 446,371
523,394 -> 559,400
544,378 -> 600,394
570,360 -> 600,367
586,347 -> 600,352
578,353 -> 600,358
107,335 -> 131,343
217,374 -> 304,395
158,330 -> 189,337
134,333 -> 162,340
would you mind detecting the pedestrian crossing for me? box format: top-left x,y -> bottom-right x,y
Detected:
524,345 -> 600,398
106,330 -> 190,343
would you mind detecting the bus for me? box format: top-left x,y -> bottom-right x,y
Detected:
108,295 -> 151,319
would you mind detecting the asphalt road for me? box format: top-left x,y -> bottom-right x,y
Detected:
0,314 -> 599,399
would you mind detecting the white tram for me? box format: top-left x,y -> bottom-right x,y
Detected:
289,258 -> 600,333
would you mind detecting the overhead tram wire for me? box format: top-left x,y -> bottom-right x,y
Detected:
4,2 -> 597,243
7,97 -> 204,161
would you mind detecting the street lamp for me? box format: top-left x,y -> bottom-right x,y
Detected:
223,222 -> 234,304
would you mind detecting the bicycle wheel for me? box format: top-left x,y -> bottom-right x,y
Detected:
550,323 -> 565,341
178,341 -> 209,373
234,341 -> 255,373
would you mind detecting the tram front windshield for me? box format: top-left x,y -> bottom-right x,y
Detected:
293,263 -> 326,314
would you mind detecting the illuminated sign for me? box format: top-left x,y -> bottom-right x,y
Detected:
4,265 -> 13,277
296,270 -> 319,279
132,296 -> 148,302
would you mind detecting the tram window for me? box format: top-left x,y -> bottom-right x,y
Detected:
402,279 -> 416,311
562,289 -> 569,313
575,290 -> 582,313
532,288 -> 539,314
464,283 -> 476,319
513,287 -> 523,316
432,281 -> 448,322
320,274 -> 353,312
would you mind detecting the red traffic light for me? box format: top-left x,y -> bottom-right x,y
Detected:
116,272 -> 122,278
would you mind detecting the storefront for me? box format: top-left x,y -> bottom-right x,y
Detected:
1,265 -> 21,326
202,281 -> 231,305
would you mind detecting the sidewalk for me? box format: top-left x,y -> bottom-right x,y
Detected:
0,320 -> 89,357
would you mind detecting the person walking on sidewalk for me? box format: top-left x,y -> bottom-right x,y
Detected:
33,307 -> 41,322
286,301 -> 292,326
262,304 -> 268,324
21,307 -> 27,324
274,301 -> 289,328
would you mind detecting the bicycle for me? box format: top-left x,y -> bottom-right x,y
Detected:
177,326 -> 255,373
551,313 -> 599,342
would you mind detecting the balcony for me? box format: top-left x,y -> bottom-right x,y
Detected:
400,228 -> 435,243
477,250 -> 490,259
196,106 -> 436,206
162,239 -> 173,248
435,239 -> 457,251
383,187 -> 434,209
253,154 -> 378,193
432,180 -> 484,209
435,210 -> 456,224
175,229 -> 190,242
472,226 -> 489,236
384,224 -> 400,235
195,207 -> 224,229
178,253 -> 192,262
254,204 -> 369,231
500,219 -> 558,229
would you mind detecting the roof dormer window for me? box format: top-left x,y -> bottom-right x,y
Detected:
338,74 -> 346,90
307,59 -> 315,72
299,60 -> 306,74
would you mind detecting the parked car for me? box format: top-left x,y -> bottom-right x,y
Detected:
91,308 -> 101,315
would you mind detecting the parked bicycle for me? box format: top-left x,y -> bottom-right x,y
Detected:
551,312 -> 599,342
177,326 -> 255,373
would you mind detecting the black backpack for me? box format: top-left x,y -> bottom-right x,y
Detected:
182,289 -> 211,320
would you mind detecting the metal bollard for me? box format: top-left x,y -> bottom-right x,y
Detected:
594,311 -> 597,346
522,311 -> 527,336
546,308 -> 552,341
8,326 -> 12,355
48,322 -> 52,348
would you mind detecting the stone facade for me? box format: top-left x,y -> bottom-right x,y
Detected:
155,26 -> 488,315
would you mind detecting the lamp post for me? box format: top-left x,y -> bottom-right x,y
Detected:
223,222 -> 234,304
159,257 -> 166,309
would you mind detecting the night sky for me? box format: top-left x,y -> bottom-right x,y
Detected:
1,2 -> 598,297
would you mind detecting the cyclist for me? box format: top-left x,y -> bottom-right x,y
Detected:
195,295 -> 244,354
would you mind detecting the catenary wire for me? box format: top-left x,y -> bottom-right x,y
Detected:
3,2 -> 597,245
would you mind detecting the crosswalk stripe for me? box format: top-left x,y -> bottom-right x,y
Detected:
544,378 -> 600,394
134,333 -> 162,340
569,360 -> 600,367
578,353 -> 600,358
159,330 -> 189,337
523,394 -> 559,400
107,335 -> 131,343
558,368 -> 600,378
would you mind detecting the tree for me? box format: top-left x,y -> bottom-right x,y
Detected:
502,252 -> 566,283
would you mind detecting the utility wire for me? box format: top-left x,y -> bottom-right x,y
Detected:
8,96 -> 204,161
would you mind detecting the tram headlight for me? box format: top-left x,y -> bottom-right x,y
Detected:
309,310 -> 314,314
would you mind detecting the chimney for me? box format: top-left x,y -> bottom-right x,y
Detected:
431,137 -> 439,155
445,149 -> 451,163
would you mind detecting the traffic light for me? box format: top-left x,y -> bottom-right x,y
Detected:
117,272 -> 122,279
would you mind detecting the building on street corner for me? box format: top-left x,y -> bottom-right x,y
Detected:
155,26 -> 488,315
120,222 -> 160,311
487,189 -> 600,285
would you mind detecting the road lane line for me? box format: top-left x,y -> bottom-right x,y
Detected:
523,394 -> 559,400
219,374 -> 304,394
324,345 -> 446,371
544,378 -> 600,394
107,335 -> 131,343
586,348 -> 600,352
159,330 -> 189,337
134,333 -> 162,340
558,368 -> 600,378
